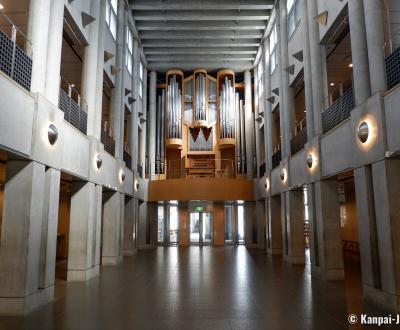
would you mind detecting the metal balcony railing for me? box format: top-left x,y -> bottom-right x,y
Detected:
291,127 -> 307,156
123,150 -> 132,169
101,122 -> 115,156
272,149 -> 281,169
0,12 -> 32,91
322,88 -> 354,134
386,46 -> 400,90
59,88 -> 88,134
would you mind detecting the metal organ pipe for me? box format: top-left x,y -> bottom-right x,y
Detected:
167,75 -> 182,139
195,74 -> 206,122
240,100 -> 246,173
219,77 -> 235,139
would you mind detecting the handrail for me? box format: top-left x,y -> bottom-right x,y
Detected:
0,11 -> 32,48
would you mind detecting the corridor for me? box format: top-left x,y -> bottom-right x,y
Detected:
0,247 -> 386,330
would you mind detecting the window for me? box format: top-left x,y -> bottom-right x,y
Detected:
126,27 -> 133,74
257,61 -> 264,96
287,0 -> 301,38
269,24 -> 278,74
105,0 -> 118,39
139,62 -> 143,98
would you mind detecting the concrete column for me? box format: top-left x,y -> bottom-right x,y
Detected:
138,201 -> 148,248
140,68 -> 148,172
300,0 -> 315,139
364,0 -> 387,94
306,183 -> 320,272
244,201 -> 256,246
369,159 -> 400,310
102,192 -> 124,264
256,200 -> 266,249
38,168 -> 61,289
148,71 -> 157,177
281,190 -> 305,264
254,66 -> 261,177
266,196 -> 283,255
262,39 -> 273,170
67,182 -> 102,281
0,161 -> 51,315
348,0 -> 371,106
26,0 -> 51,94
110,0 -> 126,158
279,0 -> 295,157
44,0 -> 64,105
244,70 -> 254,179
307,0 -> 324,134
81,0 -> 101,138
123,196 -> 136,255
130,40 -> 140,174
313,180 -> 344,280
354,167 -> 381,291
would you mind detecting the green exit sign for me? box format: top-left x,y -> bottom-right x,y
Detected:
194,206 -> 205,212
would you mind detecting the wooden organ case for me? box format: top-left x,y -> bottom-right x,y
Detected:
157,69 -> 245,180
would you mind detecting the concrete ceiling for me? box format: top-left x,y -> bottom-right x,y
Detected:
130,0 -> 274,72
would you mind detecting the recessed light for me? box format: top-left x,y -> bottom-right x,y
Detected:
0,4 -> 4,10
349,63 -> 353,68
330,83 -> 335,86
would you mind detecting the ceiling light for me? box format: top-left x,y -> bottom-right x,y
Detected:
0,4 -> 4,10
330,83 -> 335,86
349,63 -> 353,68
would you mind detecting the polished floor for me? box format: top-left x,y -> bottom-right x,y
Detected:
0,247 -> 389,330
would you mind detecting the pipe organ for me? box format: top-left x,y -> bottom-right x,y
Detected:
154,69 -> 247,179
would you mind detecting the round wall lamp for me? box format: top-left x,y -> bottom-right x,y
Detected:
47,124 -> 58,145
119,169 -> 125,183
280,168 -> 286,182
264,177 -> 270,191
358,121 -> 369,144
306,153 -> 313,169
96,154 -> 102,169
134,178 -> 140,192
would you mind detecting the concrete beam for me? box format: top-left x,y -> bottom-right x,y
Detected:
135,20 -> 267,31
147,61 -> 254,71
141,39 -> 260,48
132,10 -> 270,21
130,0 -> 274,10
144,47 -> 258,55
139,30 -> 264,39
146,54 -> 255,62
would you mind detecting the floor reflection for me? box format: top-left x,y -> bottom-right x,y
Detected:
0,246 -> 389,330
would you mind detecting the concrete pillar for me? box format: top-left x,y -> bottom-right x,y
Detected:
279,0 -> 295,157
364,0 -> 387,94
307,0 -> 324,134
348,0 -> 371,106
81,0 -> 101,138
256,200 -> 266,249
67,182 -> 102,281
254,66 -> 261,177
110,0 -> 126,158
300,0 -> 315,139
0,161 -> 53,315
281,190 -> 305,264
26,0 -> 51,94
244,70 -> 254,179
148,71 -> 157,177
262,39 -> 273,170
38,168 -> 61,289
306,184 -> 320,272
137,201 -> 157,248
140,68 -> 148,173
313,180 -> 344,280
368,160 -> 400,310
138,201 -> 148,248
44,0 -> 64,105
266,196 -> 283,255
123,196 -> 136,255
102,192 -> 124,264
354,167 -> 381,291
130,40 -> 140,174
244,201 -> 256,246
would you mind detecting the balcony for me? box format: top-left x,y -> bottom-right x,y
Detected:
59,88 -> 88,134
386,46 -> 400,90
322,88 -> 354,134
0,17 -> 32,91
100,121 -> 115,156
291,118 -> 307,156
272,149 -> 281,169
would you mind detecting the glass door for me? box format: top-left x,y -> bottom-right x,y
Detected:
189,212 -> 200,245
201,212 -> 212,245
169,205 -> 179,246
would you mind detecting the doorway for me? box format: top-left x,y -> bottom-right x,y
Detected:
189,212 -> 213,246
